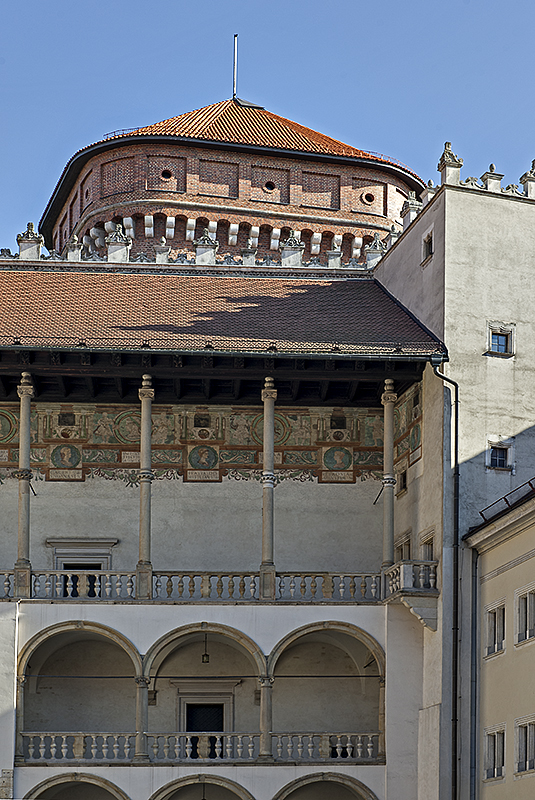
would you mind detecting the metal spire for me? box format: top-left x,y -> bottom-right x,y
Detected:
233,34 -> 238,100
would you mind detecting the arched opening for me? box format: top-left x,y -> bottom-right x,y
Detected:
273,773 -> 379,800
300,229 -> 313,262
342,232 -> 353,263
144,624 -> 265,762
25,774 -> 131,800
269,623 -> 384,762
319,230 -> 334,258
20,623 -> 140,762
153,212 -> 167,241
150,776 -> 254,800
257,224 -> 272,257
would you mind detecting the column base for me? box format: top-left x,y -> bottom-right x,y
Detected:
136,562 -> 153,600
259,565 -> 276,600
14,562 -> 31,598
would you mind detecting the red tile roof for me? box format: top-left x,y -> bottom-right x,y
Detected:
0,269 -> 444,357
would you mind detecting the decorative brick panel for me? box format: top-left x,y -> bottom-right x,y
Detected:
352,178 -> 387,216
101,157 -> 135,197
80,171 -> 93,214
302,172 -> 340,209
147,155 -> 186,192
199,159 -> 239,198
251,166 -> 290,204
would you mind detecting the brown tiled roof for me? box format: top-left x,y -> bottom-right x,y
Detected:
101,98 -> 419,176
0,270 -> 444,358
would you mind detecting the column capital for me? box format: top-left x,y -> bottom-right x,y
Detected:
17,372 -> 34,399
259,676 -> 274,687
138,374 -> 154,401
134,676 -> 151,687
262,376 -> 277,401
381,379 -> 397,406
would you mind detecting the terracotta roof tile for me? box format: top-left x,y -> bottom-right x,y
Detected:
0,270 -> 445,358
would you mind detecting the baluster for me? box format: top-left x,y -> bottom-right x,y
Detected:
216,575 -> 224,598
115,575 -> 122,598
215,735 -> 222,758
113,736 -> 120,759
307,735 -> 315,758
105,575 -> 112,597
45,573 -> 52,598
152,736 -> 159,760
367,736 -> 374,758
166,575 -> 173,597
32,574 -> 40,597
102,736 -> 109,759
188,575 -> 196,597
297,735 -> 304,758
55,574 -> 63,598
90,735 -> 98,759
249,576 -> 256,598
276,735 -> 283,758
300,576 -> 307,599
290,735 -> 296,758
349,575 -> 356,599
289,576 -> 296,598
154,575 -> 161,598
371,575 -> 378,598
356,734 -> 363,757
345,735 -> 354,758
50,736 -> 58,758
228,576 -> 235,599
310,576 -> 317,599
336,736 -> 343,758
360,576 -> 367,599
338,575 -> 346,599
225,734 -> 233,759
278,576 -> 285,598
61,735 -> 68,758
247,735 -> 254,759
185,735 -> 192,759
177,576 -> 184,597
239,576 -> 246,598
39,736 -> 46,759
126,575 -> 134,597
28,736 -> 36,759
66,574 -> 73,598
430,565 -> 437,588
236,735 -> 243,758
163,737 -> 170,759
95,575 -> 101,597
419,563 -> 426,588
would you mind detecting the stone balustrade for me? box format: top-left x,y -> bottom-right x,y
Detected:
0,564 -> 439,602
21,731 -> 381,764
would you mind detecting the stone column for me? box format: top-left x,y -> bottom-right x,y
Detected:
14,676 -> 26,762
260,377 -> 277,599
134,676 -> 150,761
381,379 -> 397,568
259,676 -> 274,758
137,375 -> 154,600
14,373 -> 34,598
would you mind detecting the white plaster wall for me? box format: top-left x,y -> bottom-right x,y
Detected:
0,604 -> 16,773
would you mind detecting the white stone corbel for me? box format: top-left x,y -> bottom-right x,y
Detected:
123,217 -> 135,239
332,234 -> 343,250
82,234 -> 94,253
270,228 -> 281,251
250,226 -> 259,248
186,218 -> 196,241
207,221 -> 218,239
90,227 -> 106,249
352,236 -> 363,258
310,232 -> 322,255
144,215 -> 154,238
165,217 -> 175,240
104,221 -> 116,234
228,223 -> 239,246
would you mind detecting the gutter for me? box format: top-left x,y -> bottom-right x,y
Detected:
432,359 -> 460,800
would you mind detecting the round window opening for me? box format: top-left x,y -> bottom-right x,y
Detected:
161,170 -> 173,180
363,192 -> 375,204
264,181 -> 276,191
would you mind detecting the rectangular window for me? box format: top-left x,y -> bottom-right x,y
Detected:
485,728 -> 505,779
423,233 -> 433,260
491,332 -> 510,353
486,321 -> 515,357
395,537 -> 411,562
517,720 -> 535,772
490,447 -> 508,468
421,537 -> 434,561
486,604 -> 505,656
517,589 -> 535,643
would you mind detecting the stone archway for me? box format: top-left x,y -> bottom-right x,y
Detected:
149,775 -> 255,800
24,773 -> 131,800
272,773 -> 380,800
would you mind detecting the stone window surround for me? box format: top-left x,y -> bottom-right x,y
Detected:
45,538 -> 118,570
484,597 -> 506,658
515,713 -> 535,775
420,222 -> 434,268
419,529 -> 435,561
394,529 -> 412,561
485,320 -> 516,358
170,680 -> 242,732
515,581 -> 535,646
483,723 -> 506,781
485,436 -> 515,474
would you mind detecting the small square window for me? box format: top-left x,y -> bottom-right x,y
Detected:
491,333 -> 510,354
486,438 -> 514,472
423,233 -> 433,260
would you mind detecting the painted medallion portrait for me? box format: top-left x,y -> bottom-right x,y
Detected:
324,446 -> 352,471
188,445 -> 218,470
51,444 -> 81,469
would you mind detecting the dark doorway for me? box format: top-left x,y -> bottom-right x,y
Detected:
186,703 -> 224,758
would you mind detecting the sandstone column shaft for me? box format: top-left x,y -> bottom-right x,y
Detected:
259,677 -> 274,757
17,373 -> 33,565
260,377 -> 277,598
134,676 -> 150,760
137,375 -> 154,599
381,379 -> 397,568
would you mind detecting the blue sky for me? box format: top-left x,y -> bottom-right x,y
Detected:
1,0 -> 534,248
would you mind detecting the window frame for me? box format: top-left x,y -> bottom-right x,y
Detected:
515,583 -> 535,645
485,436 -> 515,473
484,724 -> 506,780
484,599 -> 506,657
516,715 -> 535,774
485,321 -> 515,358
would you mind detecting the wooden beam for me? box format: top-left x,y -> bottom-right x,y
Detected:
174,378 -> 181,399
56,375 -> 66,397
115,377 -> 124,398
85,376 -> 95,398
348,381 -> 360,401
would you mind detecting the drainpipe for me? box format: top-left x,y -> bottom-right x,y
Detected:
432,359 -> 460,800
